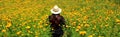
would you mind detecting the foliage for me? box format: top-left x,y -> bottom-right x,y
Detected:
0,0 -> 120,37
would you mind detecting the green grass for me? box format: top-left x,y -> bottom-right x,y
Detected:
0,0 -> 120,37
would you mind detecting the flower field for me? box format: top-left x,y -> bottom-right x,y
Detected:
0,0 -> 120,37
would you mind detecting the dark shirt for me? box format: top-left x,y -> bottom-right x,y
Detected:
49,14 -> 65,30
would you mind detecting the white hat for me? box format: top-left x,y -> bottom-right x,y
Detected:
50,5 -> 62,14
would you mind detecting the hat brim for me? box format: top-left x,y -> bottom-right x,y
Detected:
51,8 -> 62,14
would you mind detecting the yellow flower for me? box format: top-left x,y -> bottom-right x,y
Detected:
52,28 -> 54,30
77,26 -> 81,29
39,25 -> 43,28
80,24 -> 84,27
27,30 -> 33,34
26,26 -> 31,29
21,22 -> 27,26
72,22 -> 76,26
83,15 -> 89,21
84,23 -> 90,27
6,22 -> 12,28
83,21 -> 87,23
45,24 -> 48,26
116,19 -> 120,23
35,35 -> 38,37
76,29 -> 79,32
33,25 -> 36,28
2,29 -> 6,32
105,24 -> 109,27
66,25 -> 69,28
16,31 -> 22,35
105,17 -> 109,20
88,35 -> 93,37
79,31 -> 86,35
98,36 -> 104,37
